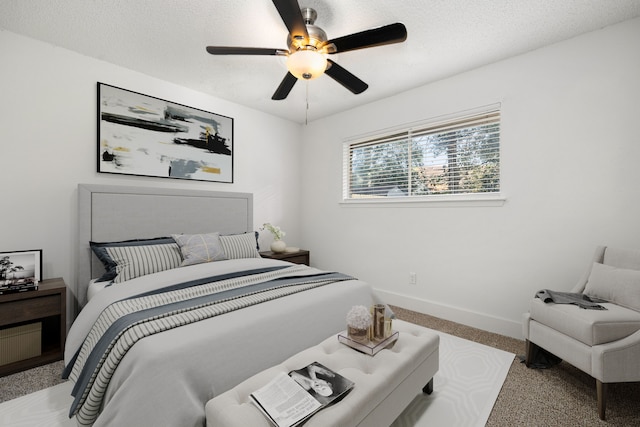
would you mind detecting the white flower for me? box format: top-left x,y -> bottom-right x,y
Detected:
261,223 -> 286,240
346,305 -> 372,329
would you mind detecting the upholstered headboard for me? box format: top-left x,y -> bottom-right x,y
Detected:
76,183 -> 253,309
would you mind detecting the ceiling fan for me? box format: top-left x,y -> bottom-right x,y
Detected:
206,0 -> 407,100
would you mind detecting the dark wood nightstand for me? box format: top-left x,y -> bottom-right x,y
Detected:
0,277 -> 66,377
260,249 -> 310,266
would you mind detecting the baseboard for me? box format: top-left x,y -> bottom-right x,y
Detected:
375,288 -> 523,340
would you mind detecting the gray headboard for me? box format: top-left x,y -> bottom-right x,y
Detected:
76,183 -> 253,309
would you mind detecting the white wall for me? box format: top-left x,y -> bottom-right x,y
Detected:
300,18 -> 640,338
0,30 -> 303,310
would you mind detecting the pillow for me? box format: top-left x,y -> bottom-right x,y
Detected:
219,232 -> 261,259
584,262 -> 640,311
90,237 -> 182,283
172,232 -> 227,266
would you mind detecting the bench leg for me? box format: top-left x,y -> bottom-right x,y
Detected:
422,378 -> 434,395
596,380 -> 607,420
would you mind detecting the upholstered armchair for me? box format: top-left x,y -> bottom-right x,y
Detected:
522,246 -> 640,420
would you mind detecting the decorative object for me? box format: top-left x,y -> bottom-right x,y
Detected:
372,304 -> 386,341
0,249 -> 42,286
338,330 -> 399,356
97,83 -> 234,183
346,305 -> 372,343
384,318 -> 393,338
261,223 -> 287,253
270,240 -> 287,253
284,247 -> 300,253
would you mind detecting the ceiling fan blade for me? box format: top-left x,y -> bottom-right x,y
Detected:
272,0 -> 308,41
325,22 -> 407,53
272,72 -> 298,100
324,60 -> 368,94
206,46 -> 286,56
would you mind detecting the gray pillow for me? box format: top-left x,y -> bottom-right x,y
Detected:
172,232 -> 227,266
584,262 -> 640,311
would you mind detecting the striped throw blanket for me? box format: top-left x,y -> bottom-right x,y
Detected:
64,265 -> 353,426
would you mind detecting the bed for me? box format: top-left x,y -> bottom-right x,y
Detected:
65,184 -> 376,427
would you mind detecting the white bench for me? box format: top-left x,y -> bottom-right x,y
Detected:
205,319 -> 439,427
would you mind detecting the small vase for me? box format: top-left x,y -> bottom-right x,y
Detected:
270,240 -> 287,253
347,325 -> 369,343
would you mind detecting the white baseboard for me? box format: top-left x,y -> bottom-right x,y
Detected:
375,288 -> 523,340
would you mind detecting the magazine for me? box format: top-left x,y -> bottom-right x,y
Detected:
250,361 -> 354,427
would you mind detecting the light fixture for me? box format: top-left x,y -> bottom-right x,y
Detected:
286,49 -> 327,80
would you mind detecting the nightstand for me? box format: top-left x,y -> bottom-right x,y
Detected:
0,278 -> 66,377
260,249 -> 310,266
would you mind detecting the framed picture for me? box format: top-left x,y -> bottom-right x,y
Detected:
0,249 -> 42,285
97,83 -> 234,183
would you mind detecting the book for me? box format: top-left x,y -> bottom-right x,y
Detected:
250,361 -> 354,427
338,330 -> 399,356
0,280 -> 38,295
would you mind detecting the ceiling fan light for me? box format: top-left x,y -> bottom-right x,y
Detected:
286,50 -> 327,80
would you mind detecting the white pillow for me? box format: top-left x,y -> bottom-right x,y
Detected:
172,232 -> 227,266
584,262 -> 640,311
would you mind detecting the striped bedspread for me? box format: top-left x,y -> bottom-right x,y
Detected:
64,264 -> 353,426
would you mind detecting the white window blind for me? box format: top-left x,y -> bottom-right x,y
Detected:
343,109 -> 500,201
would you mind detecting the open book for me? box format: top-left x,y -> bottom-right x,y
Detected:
250,361 -> 354,427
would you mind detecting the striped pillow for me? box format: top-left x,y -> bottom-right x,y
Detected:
220,232 -> 260,259
91,238 -> 182,283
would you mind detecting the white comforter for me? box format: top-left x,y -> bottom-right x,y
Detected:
65,258 -> 375,427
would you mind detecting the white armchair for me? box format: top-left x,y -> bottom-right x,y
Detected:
522,246 -> 640,420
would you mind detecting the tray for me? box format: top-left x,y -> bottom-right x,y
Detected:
338,330 -> 399,356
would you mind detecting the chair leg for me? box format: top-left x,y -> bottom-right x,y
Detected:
525,340 -> 535,368
596,380 -> 607,420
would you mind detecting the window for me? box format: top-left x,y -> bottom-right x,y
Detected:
343,107 -> 501,202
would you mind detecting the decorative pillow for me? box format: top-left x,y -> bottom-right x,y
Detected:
171,232 -> 227,266
90,237 -> 182,283
219,232 -> 261,259
584,262 -> 640,311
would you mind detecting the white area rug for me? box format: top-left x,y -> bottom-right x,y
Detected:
0,332 -> 513,426
392,332 -> 514,427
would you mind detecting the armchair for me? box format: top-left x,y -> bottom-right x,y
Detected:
522,246 -> 640,420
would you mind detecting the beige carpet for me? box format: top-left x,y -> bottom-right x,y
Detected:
2,306 -> 639,425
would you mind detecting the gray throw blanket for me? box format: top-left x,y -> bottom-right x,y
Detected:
536,289 -> 607,310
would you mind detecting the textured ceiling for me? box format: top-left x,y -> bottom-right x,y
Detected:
2,0 -> 640,123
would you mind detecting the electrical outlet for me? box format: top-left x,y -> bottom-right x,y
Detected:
409,272 -> 417,285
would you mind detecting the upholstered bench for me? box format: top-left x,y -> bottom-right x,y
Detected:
205,319 -> 439,427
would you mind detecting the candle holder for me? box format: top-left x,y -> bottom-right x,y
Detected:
372,304 -> 386,341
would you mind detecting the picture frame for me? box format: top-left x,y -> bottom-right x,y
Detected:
97,83 -> 234,183
0,249 -> 42,285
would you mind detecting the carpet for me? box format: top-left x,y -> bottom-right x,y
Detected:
0,330 -> 513,426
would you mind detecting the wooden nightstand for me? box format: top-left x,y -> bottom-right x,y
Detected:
0,278 -> 66,377
260,249 -> 310,266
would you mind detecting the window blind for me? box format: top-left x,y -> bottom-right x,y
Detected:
343,109 -> 501,200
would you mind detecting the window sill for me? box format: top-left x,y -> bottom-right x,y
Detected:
339,194 -> 506,208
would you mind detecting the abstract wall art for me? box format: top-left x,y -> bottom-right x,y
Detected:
97,83 -> 234,183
